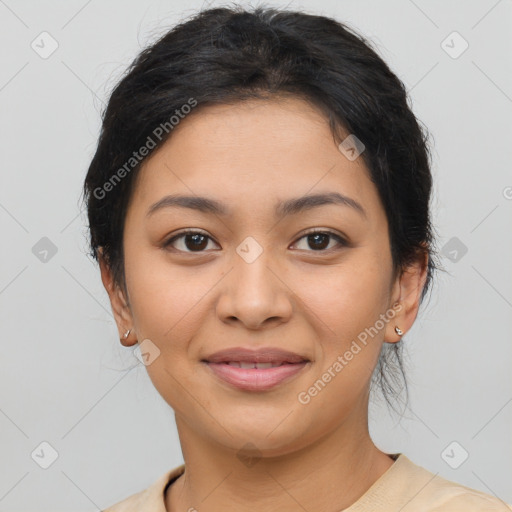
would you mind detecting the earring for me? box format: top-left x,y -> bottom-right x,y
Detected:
395,326 -> 403,336
123,328 -> 131,339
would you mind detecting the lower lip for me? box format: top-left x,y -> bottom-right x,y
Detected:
204,362 -> 309,391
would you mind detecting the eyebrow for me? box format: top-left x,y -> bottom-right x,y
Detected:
146,192 -> 367,219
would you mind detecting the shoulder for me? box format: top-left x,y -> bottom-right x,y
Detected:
380,454 -> 512,512
417,473 -> 512,511
101,464 -> 185,512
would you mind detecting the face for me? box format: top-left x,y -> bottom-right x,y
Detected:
101,97 -> 426,457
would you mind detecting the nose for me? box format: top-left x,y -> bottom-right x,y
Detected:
215,248 -> 293,330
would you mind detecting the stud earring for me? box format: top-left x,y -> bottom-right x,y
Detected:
395,326 -> 403,336
123,328 -> 131,339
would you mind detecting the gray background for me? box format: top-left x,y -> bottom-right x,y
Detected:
1,0 -> 511,510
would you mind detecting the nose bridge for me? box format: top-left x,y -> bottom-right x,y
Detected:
233,235 -> 278,302
235,236 -> 274,292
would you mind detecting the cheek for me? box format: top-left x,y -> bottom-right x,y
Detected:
123,254 -> 211,407
298,251 -> 392,342
123,242 -> 203,341
292,252 -> 392,406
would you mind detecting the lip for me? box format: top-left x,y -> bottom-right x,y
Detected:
202,347 -> 310,392
203,347 -> 308,364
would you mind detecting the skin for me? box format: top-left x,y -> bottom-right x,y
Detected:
99,96 -> 428,512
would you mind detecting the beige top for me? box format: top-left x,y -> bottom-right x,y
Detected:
102,454 -> 512,511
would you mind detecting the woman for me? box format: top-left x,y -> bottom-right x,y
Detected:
82,5 -> 511,511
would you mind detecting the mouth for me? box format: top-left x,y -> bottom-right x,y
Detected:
201,347 -> 310,391
217,361 -> 296,369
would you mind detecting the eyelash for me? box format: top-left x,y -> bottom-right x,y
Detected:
163,228 -> 348,254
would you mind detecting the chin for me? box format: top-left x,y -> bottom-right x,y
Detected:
211,411 -> 312,455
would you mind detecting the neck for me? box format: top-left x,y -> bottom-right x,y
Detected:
166,402 -> 395,512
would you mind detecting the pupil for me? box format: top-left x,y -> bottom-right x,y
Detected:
309,233 -> 329,250
186,234 -> 207,251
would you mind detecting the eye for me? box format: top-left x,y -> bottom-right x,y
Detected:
292,229 -> 348,252
163,230 -> 219,253
163,229 -> 348,254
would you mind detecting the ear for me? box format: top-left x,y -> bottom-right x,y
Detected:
384,247 -> 429,344
98,248 -> 137,347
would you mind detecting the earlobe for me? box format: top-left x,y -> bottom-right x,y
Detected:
384,250 -> 428,344
121,328 -> 137,347
383,300 -> 405,344
98,248 -> 137,347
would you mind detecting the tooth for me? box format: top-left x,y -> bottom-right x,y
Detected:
240,362 -> 255,369
227,362 -> 241,367
255,362 -> 273,369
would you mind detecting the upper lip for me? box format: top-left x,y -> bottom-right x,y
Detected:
203,347 -> 309,364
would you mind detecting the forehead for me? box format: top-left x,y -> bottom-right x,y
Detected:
129,97 -> 385,224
